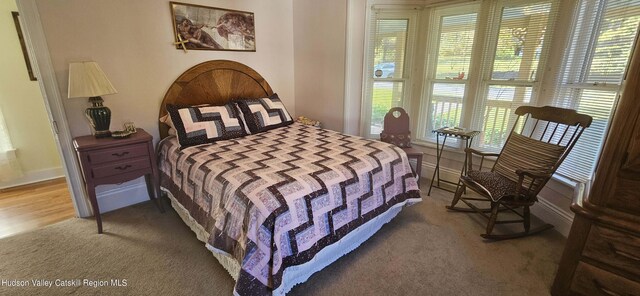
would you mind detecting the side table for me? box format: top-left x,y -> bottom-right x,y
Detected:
427,127 -> 480,196
73,128 -> 164,233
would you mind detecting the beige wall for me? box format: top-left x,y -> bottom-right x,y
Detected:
36,0 -> 295,140
293,0 -> 347,132
36,0 -> 295,210
0,0 -> 61,185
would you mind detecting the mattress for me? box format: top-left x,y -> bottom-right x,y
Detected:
158,123 -> 421,295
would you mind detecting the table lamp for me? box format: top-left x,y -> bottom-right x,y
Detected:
68,61 -> 117,138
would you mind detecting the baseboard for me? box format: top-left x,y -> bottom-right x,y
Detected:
0,167 -> 64,189
420,161 -> 461,191
422,159 -> 575,237
96,181 -> 150,213
530,198 -> 574,237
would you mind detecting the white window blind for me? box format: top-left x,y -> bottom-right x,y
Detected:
422,5 -> 479,140
363,10 -> 417,138
553,0 -> 640,182
474,1 -> 559,149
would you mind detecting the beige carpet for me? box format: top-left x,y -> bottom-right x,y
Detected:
0,186 -> 565,295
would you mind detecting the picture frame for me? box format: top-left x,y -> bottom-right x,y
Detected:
169,2 -> 256,52
11,11 -> 37,81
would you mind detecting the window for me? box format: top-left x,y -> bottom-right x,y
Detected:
422,5 -> 479,139
474,1 -> 557,149
362,9 -> 418,138
552,0 -> 640,181
361,0 -> 634,182
415,1 -> 558,148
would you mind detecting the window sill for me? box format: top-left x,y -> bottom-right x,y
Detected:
551,174 -> 580,188
412,139 -> 586,191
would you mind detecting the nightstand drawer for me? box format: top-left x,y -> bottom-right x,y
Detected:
87,143 -> 148,165
583,225 -> 640,277
571,262 -> 640,296
92,157 -> 150,179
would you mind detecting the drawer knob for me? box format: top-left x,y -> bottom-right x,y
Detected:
112,152 -> 130,157
608,242 -> 640,263
592,279 -> 625,296
115,165 -> 132,170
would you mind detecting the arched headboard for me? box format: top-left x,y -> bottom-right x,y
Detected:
158,60 -> 274,139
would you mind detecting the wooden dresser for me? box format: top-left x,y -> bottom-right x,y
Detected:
551,38 -> 640,295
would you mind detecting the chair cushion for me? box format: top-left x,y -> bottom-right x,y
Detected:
380,132 -> 412,147
466,170 -> 518,201
493,132 -> 565,188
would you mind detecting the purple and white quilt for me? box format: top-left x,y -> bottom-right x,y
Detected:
158,123 -> 421,295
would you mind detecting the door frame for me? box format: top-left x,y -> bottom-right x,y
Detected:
15,0 -> 91,217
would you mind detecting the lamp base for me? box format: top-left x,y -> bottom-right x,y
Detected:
85,96 -> 111,138
92,130 -> 112,138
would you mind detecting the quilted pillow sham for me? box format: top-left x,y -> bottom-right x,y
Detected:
493,132 -> 565,188
236,94 -> 293,134
166,103 -> 247,148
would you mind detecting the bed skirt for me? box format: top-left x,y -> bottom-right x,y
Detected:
162,186 -> 419,295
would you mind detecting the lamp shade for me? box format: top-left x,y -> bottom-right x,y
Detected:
67,62 -> 117,98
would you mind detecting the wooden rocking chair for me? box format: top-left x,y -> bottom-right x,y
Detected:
447,106 -> 592,240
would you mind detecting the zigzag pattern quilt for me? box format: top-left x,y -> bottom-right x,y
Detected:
158,123 -> 421,295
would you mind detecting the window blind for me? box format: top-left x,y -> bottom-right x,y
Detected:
553,0 -> 640,182
424,8 -> 479,139
474,0 -> 559,149
363,9 -> 416,137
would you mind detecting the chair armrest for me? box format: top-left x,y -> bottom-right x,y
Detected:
514,169 -> 552,198
464,148 -> 500,172
515,169 -> 552,180
464,148 -> 500,157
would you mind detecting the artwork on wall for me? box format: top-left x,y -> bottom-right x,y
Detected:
170,2 -> 256,52
11,12 -> 37,81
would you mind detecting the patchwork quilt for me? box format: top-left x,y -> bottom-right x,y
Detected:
158,123 -> 421,295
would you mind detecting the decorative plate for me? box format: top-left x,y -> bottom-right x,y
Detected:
111,130 -> 132,139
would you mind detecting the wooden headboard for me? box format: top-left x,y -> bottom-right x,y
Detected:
158,60 -> 273,139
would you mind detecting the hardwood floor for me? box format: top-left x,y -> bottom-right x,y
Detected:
0,178 -> 75,239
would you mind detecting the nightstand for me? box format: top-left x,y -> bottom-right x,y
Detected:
73,129 -> 164,233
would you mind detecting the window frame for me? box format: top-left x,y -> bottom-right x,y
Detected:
550,0 -> 640,182
414,0 -> 560,149
469,0 -> 560,150
416,3 -> 482,144
361,8 -> 420,139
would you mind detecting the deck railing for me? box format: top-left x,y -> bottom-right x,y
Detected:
430,96 -> 463,130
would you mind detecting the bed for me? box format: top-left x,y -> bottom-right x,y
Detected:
157,60 -> 421,295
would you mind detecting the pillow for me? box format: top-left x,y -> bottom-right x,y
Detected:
167,103 -> 247,148
493,132 -> 565,188
160,114 -> 176,138
236,94 -> 293,134
234,103 -> 252,135
161,103 -> 213,130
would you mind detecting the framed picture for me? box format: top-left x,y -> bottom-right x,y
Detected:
170,2 -> 255,52
11,12 -> 37,81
